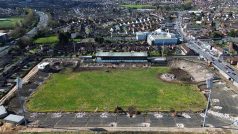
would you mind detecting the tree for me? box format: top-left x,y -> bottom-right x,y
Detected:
211,31 -> 223,39
85,26 -> 92,37
95,37 -> 104,44
10,26 -> 26,39
58,32 -> 70,45
16,36 -> 33,49
22,9 -> 36,28
228,30 -> 238,37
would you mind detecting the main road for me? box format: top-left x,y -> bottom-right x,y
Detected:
25,11 -> 49,37
176,12 -> 238,85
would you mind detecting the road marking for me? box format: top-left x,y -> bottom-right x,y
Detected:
200,113 -> 207,118
75,112 -> 86,118
182,113 -> 191,119
154,113 -> 163,118
100,112 -> 109,118
176,123 -> 184,128
213,106 -> 222,110
51,113 -> 62,118
109,122 -> 117,127
212,99 -> 220,103
142,123 -> 150,127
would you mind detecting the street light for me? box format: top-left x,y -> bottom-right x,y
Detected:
202,74 -> 213,127
15,77 -> 27,125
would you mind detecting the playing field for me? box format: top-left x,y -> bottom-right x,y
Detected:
27,67 -> 206,112
0,17 -> 23,29
34,35 -> 59,44
34,35 -> 81,44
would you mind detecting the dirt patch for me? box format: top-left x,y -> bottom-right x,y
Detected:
159,68 -> 195,84
169,59 -> 211,82
169,68 -> 194,83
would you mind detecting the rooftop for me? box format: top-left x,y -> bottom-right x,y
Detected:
4,114 -> 24,124
148,32 -> 176,39
0,33 -> 7,36
0,105 -> 7,117
96,52 -> 148,57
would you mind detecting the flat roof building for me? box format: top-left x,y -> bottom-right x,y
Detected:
0,105 -> 7,118
96,52 -> 148,63
147,30 -> 178,45
4,114 -> 25,124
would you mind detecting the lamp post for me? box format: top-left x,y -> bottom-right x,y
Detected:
202,74 -> 213,127
15,77 -> 27,125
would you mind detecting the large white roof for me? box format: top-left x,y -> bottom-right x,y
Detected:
0,33 -> 7,36
96,52 -> 148,57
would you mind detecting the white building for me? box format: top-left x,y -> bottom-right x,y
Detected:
147,30 -> 178,45
37,62 -> 50,70
0,33 -> 8,42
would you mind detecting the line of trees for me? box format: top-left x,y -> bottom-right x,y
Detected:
10,9 -> 37,39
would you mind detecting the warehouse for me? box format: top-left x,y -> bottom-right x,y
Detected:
96,52 -> 148,63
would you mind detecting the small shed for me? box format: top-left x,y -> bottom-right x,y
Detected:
4,114 -> 25,124
0,106 -> 7,118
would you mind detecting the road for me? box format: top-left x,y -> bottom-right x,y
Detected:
26,11 -> 49,37
176,12 -> 238,84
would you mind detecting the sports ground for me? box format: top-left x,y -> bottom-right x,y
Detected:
26,67 -> 206,112
0,17 -> 23,29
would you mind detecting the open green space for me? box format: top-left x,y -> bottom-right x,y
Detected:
73,38 -> 81,43
27,67 -> 206,112
34,35 -> 81,44
0,17 -> 23,29
121,4 -> 155,9
34,35 -> 59,44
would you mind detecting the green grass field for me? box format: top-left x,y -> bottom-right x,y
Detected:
121,4 -> 155,9
34,36 -> 59,44
0,17 -> 23,29
27,67 -> 206,112
34,36 -> 81,44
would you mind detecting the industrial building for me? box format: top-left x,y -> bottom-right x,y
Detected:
135,29 -> 178,46
96,52 -> 148,63
147,29 -> 178,45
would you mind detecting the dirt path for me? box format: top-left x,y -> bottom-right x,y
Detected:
19,127 -> 230,134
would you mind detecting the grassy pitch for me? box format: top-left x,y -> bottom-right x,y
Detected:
34,35 -> 59,44
27,67 -> 206,112
0,17 -> 23,29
